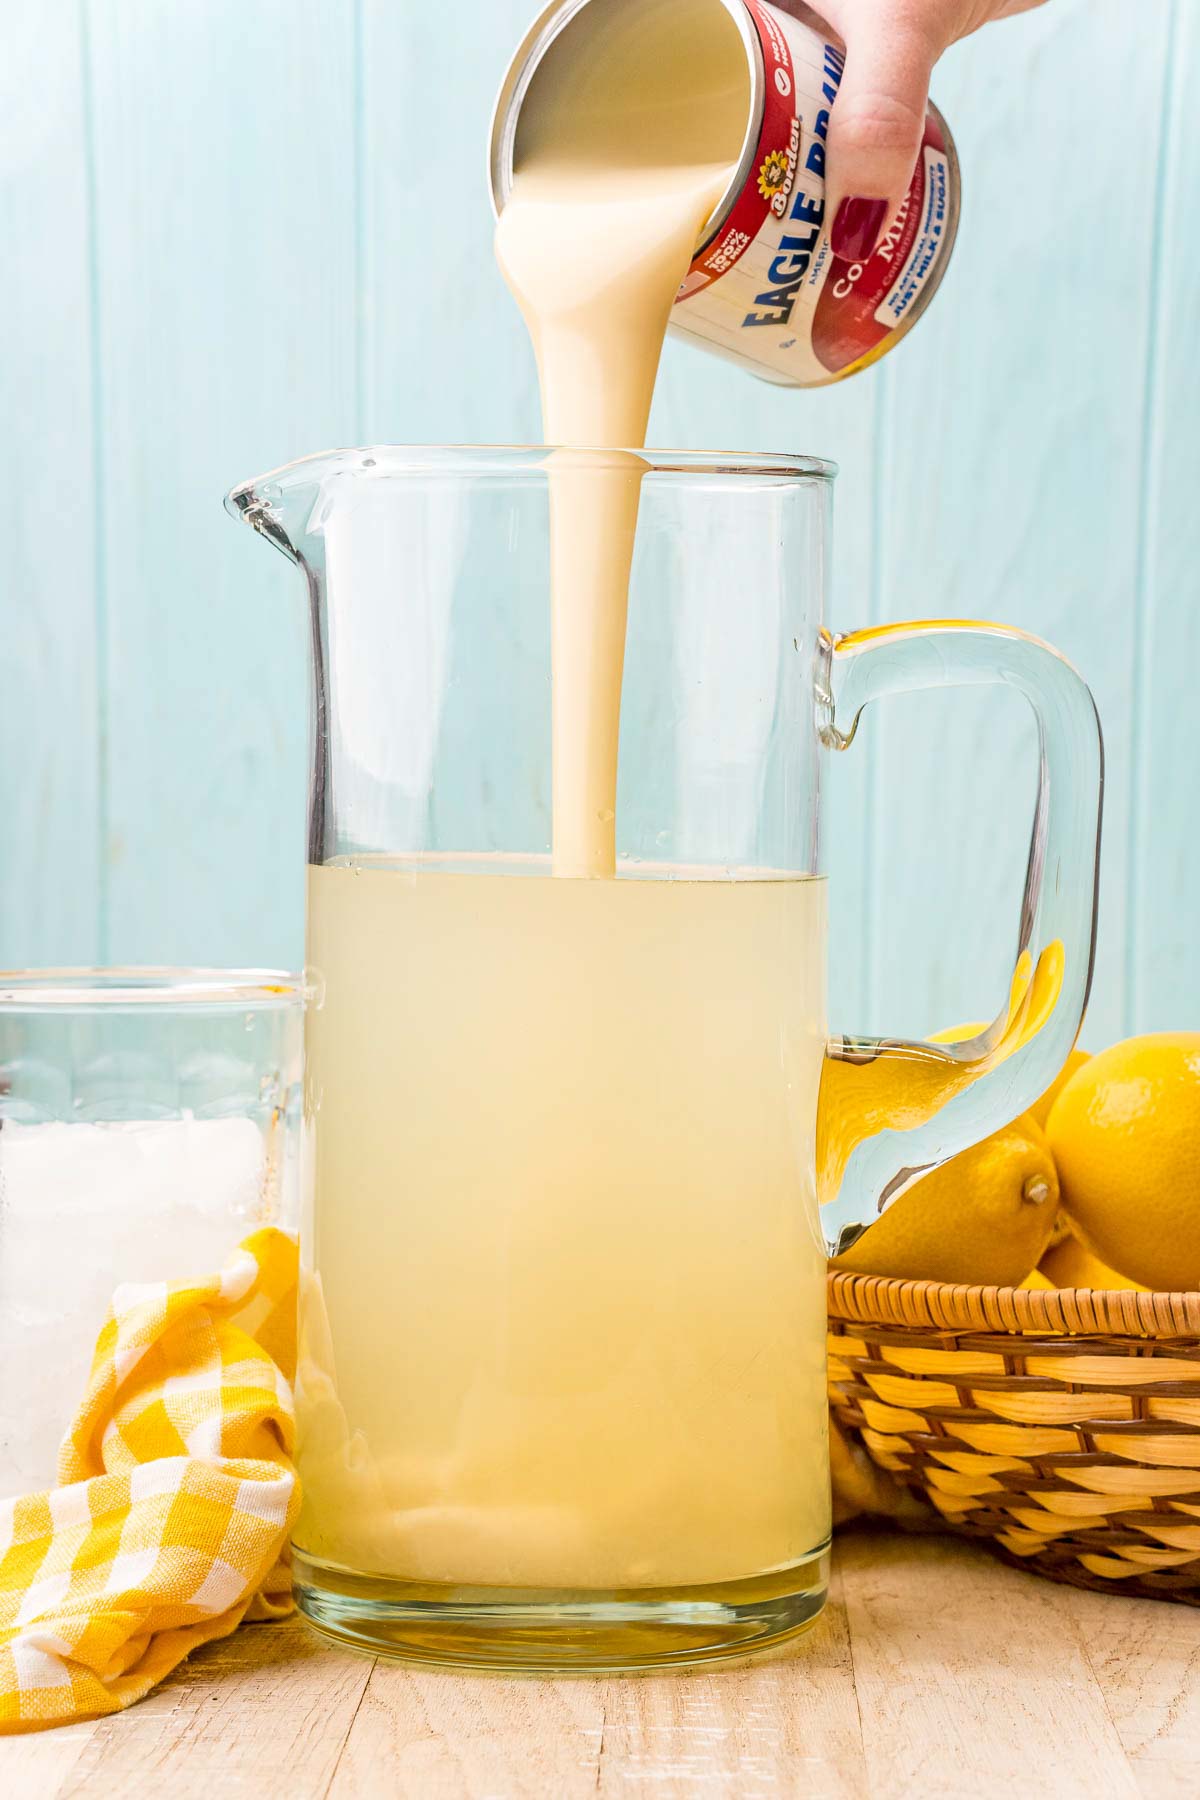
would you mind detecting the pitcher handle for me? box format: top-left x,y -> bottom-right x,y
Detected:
816,620 -> 1103,1254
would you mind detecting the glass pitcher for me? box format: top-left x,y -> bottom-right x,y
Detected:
226,445 -> 1101,1672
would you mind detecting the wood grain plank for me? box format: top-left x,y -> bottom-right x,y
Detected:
864,0 -> 1171,1048
328,1563 -> 865,1798
1127,1768 -> 1200,1800
0,1718 -> 100,1800
1128,0 -> 1200,1031
0,4 -> 101,965
327,1656 -> 604,1797
1061,1578 -> 1200,1798
85,0 -> 360,972
840,1531 -> 1140,1800
6,1543 -> 1189,1796
591,1562 -> 866,1799
57,1617 -> 371,1800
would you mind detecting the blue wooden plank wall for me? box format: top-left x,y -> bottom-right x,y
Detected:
2,0 -> 1197,1047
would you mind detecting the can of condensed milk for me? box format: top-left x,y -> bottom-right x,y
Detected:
489,0 -> 960,388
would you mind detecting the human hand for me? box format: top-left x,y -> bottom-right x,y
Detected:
778,1 -> 1046,259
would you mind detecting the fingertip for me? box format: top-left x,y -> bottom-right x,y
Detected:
823,26 -> 936,258
829,196 -> 890,262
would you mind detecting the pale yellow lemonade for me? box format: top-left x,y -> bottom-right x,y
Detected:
295,0 -> 833,1615
296,857 -> 830,1592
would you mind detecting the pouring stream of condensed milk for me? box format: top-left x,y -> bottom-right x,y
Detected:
494,0 -> 751,876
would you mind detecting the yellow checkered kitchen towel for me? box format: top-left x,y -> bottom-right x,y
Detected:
0,1227 -> 300,1733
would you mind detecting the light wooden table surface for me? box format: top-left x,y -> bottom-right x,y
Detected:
5,1531 -> 1197,1800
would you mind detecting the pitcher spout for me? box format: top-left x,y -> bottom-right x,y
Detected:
224,482 -> 300,563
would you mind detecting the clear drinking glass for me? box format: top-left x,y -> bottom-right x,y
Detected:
0,969 -> 305,1497
227,446 -> 1102,1671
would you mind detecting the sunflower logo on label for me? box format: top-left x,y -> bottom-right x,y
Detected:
757,148 -> 791,216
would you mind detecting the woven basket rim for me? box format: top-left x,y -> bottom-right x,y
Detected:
827,1270 -> 1200,1337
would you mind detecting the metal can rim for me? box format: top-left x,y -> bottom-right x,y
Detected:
486,0 -> 766,253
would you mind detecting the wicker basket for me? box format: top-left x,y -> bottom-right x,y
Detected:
827,1272 -> 1200,1604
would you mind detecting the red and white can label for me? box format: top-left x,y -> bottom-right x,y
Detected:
671,0 -> 956,387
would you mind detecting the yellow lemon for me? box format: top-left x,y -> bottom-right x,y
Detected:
1046,1033 -> 1200,1290
926,1021 -> 989,1043
928,1022 -> 1089,1131
1039,1230 -> 1145,1292
818,1036 -> 981,1207
819,977 -> 1061,1212
1028,1047 -> 1091,1131
832,1113 -> 1059,1286
1018,1267 -> 1056,1290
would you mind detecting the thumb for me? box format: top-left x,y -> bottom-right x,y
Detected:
824,17 -> 937,262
